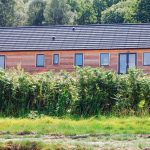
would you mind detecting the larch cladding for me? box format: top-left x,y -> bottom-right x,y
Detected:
0,49 -> 150,74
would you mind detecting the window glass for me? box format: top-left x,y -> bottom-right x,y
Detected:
144,53 -> 150,65
100,53 -> 109,66
36,54 -> 45,67
0,56 -> 5,69
75,53 -> 83,66
53,54 -> 59,65
119,54 -> 127,74
129,54 -> 136,68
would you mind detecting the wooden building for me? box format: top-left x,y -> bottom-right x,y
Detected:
0,24 -> 150,74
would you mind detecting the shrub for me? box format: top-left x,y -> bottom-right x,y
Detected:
114,68 -> 144,115
73,67 -> 117,116
0,70 -> 13,116
0,68 -> 36,116
0,67 -> 149,117
139,76 -> 150,110
0,69 -> 78,117
33,71 -> 78,116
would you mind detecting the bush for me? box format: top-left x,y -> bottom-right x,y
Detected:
114,68 -> 146,115
0,70 -> 14,116
139,77 -> 150,110
0,67 -> 149,117
73,67 -> 117,116
33,71 -> 78,116
0,68 -> 36,116
0,69 -> 77,117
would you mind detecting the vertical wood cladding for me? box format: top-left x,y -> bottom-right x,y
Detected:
0,49 -> 150,73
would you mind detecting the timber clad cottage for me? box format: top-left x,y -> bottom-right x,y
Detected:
0,24 -> 150,74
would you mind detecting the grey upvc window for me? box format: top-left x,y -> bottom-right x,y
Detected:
143,53 -> 150,66
53,54 -> 59,65
100,53 -> 109,66
36,54 -> 45,67
75,53 -> 83,66
119,53 -> 136,74
0,55 -> 5,69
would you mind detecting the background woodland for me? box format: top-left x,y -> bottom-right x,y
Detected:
0,0 -> 149,27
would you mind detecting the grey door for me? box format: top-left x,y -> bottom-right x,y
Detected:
119,53 -> 136,74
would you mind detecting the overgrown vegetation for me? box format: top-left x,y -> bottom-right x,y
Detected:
0,67 -> 149,117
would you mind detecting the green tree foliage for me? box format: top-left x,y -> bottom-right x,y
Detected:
101,7 -> 124,24
23,0 -> 29,3
0,0 -> 150,26
14,0 -> 27,26
101,0 -> 138,24
106,0 -> 122,7
67,0 -> 80,24
77,0 -> 97,25
27,0 -> 45,26
44,0 -> 72,25
93,0 -> 107,23
136,0 -> 150,23
0,0 -> 15,27
67,0 -> 80,12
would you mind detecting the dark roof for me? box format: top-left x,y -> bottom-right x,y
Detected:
0,24 -> 150,51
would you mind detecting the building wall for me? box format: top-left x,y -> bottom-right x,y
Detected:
0,49 -> 150,73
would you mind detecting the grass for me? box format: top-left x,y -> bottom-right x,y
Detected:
0,141 -> 91,150
0,116 -> 150,135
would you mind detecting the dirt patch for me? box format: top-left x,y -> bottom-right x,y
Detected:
16,132 -> 37,136
0,141 -> 41,150
0,132 -> 10,136
139,134 -> 150,139
0,141 -> 88,150
0,134 -> 150,150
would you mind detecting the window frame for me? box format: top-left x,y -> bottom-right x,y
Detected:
0,55 -> 5,69
74,53 -> 84,67
143,52 -> 150,66
118,53 -> 137,74
100,53 -> 110,66
36,54 -> 45,67
53,54 -> 59,65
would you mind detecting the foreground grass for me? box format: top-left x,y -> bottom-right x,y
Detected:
0,116 -> 150,135
0,141 -> 90,150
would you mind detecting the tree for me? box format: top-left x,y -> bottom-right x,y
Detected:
0,0 -> 15,27
27,0 -> 45,26
14,0 -> 27,26
67,0 -> 80,12
106,0 -> 122,7
77,0 -> 97,25
101,9 -> 124,24
136,0 -> 150,23
44,0 -> 73,25
93,0 -> 107,23
101,0 -> 138,24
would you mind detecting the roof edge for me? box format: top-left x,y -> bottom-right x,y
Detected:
1,23 -> 150,29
